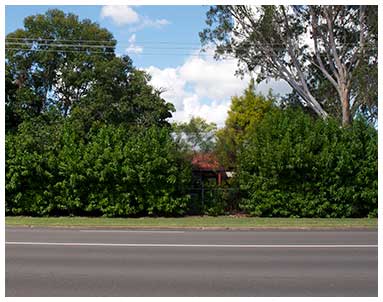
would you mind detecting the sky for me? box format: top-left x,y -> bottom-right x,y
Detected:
5,5 -> 291,127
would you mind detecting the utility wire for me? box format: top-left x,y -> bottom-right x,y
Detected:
6,42 -> 115,49
5,42 -> 377,55
5,37 -> 377,47
5,47 -> 115,55
6,46 -> 376,58
5,37 -> 200,45
6,37 -> 117,44
6,42 -> 204,50
5,47 -> 237,58
6,39 -> 376,57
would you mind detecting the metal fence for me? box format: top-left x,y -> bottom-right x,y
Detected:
188,187 -> 241,215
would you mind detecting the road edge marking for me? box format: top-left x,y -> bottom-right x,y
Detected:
5,242 -> 378,248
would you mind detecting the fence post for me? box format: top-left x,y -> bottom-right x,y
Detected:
201,178 -> 204,211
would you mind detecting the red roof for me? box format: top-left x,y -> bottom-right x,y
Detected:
191,153 -> 222,171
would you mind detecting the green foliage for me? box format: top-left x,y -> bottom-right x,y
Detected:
201,5 -> 378,125
6,9 -> 115,128
215,80 -> 275,168
172,117 -> 217,153
6,122 -> 192,217
6,118 -> 63,215
6,9 -> 173,133
70,59 -> 174,131
82,125 -> 191,217
5,9 -> 188,217
6,9 -> 377,219
202,187 -> 241,216
238,108 -> 377,217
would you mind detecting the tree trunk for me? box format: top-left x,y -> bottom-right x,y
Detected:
307,91 -> 329,120
340,86 -> 351,127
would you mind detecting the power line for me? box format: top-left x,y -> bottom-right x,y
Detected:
6,37 -> 117,44
6,42 -> 375,58
6,45 -> 377,59
6,42 -> 116,49
5,37 -> 377,47
5,37 -> 200,45
5,43 -> 377,55
5,47 -> 237,59
6,42 -> 204,51
5,47 -> 115,55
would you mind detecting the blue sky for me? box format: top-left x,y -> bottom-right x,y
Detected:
6,5 -> 208,68
5,5 -> 291,126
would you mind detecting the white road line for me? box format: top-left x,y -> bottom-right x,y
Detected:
5,242 -> 377,248
78,230 -> 185,234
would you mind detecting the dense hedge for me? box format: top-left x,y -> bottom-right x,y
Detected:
238,109 -> 377,218
6,121 -> 191,217
6,109 -> 378,218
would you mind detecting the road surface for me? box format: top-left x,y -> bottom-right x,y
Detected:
5,227 -> 378,296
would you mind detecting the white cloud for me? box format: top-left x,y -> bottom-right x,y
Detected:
179,56 -> 250,100
144,53 -> 248,127
153,19 -> 170,26
128,17 -> 171,32
100,6 -> 170,31
143,18 -> 170,27
125,34 -> 143,54
125,45 -> 143,54
145,48 -> 291,127
145,66 -> 187,109
128,34 -> 137,44
100,6 -> 139,25
172,95 -> 231,127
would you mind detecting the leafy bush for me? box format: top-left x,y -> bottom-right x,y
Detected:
238,108 -> 377,218
81,125 -> 192,217
6,118 -> 62,216
6,122 -> 192,217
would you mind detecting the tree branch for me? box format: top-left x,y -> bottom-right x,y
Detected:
309,8 -> 340,92
324,7 -> 346,82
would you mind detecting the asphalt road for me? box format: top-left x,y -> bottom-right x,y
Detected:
5,227 -> 378,297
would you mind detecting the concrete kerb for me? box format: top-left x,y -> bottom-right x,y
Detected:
5,224 -> 377,231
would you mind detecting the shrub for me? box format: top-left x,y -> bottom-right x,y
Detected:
238,108 -> 377,217
6,122 -> 192,217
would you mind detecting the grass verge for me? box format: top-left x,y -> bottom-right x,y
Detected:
5,216 -> 378,229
